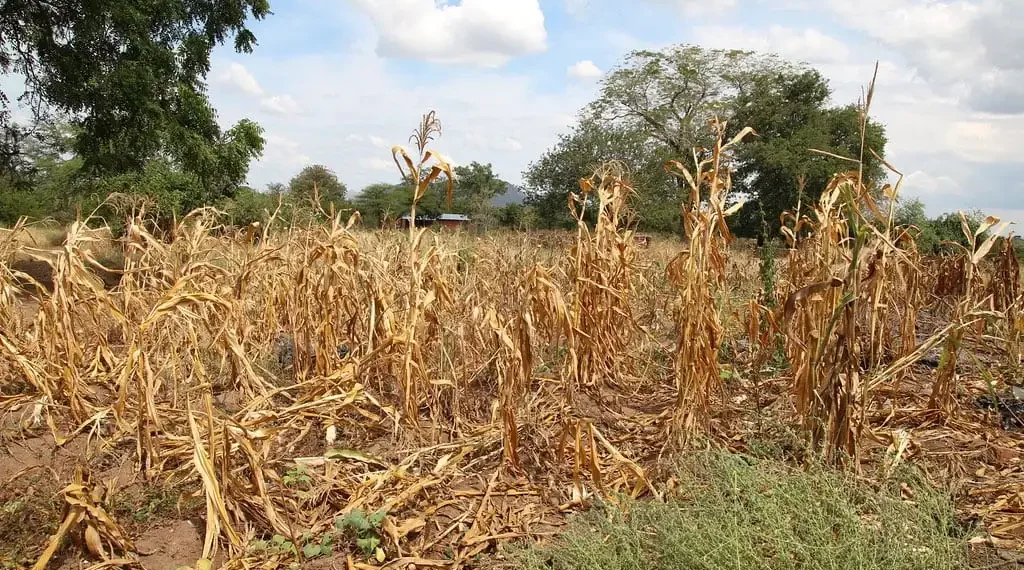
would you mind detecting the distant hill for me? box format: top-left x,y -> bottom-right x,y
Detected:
491,183 -> 527,207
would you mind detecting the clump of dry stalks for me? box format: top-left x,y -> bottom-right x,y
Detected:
775,67 -> 1017,467
2,91 -> 1023,570
663,121 -> 750,438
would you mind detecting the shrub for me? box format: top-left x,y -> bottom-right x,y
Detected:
510,452 -> 966,570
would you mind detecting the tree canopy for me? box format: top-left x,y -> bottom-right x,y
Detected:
288,164 -> 348,213
0,0 -> 269,183
523,45 -> 889,236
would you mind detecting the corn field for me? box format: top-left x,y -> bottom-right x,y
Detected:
1,103 -> 1023,570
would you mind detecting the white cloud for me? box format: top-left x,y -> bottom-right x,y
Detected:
652,0 -> 737,15
256,135 -> 311,174
463,132 -> 525,152
904,170 -> 964,198
259,94 -> 300,115
691,25 -> 851,64
215,62 -> 264,97
567,60 -> 603,80
359,157 -> 395,171
214,47 -> 595,192
349,0 -> 548,67
565,0 -> 588,17
804,0 -> 1024,113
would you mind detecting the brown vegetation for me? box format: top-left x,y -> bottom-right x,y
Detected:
1,104 -> 1022,570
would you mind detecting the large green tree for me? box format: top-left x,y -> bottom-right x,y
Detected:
288,164 -> 348,213
524,119 -> 675,230
353,182 -> 406,228
524,45 -> 888,236
0,0 -> 269,185
453,162 -> 505,206
728,72 -> 887,235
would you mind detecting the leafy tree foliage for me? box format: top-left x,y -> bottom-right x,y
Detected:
729,75 -> 887,236
453,162 -> 505,209
524,119 -> 675,230
0,116 -> 264,225
288,164 -> 348,213
523,45 -> 888,236
893,198 -> 992,255
217,186 -> 277,227
353,183 -> 408,228
1,0 -> 270,180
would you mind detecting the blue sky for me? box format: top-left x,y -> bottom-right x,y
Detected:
198,0 -> 1021,230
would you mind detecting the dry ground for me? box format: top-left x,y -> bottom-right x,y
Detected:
0,219 -> 1021,570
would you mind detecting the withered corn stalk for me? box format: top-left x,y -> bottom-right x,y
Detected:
565,161 -> 639,399
928,213 -> 1008,414
664,120 -> 750,438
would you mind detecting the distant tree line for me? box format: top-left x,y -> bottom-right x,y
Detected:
0,9 -> 982,246
213,161 -> 536,231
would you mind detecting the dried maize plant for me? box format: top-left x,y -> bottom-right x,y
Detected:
663,120 -> 751,437
780,167 -> 877,465
857,181 -> 906,370
780,178 -> 816,289
27,219 -> 119,422
32,467 -> 135,570
745,298 -> 780,425
269,214 -> 371,381
391,110 -> 456,427
779,185 -> 847,423
929,213 -> 1008,415
0,219 -> 29,335
779,70 -> 891,464
891,226 -> 924,392
564,161 -> 639,398
481,304 -> 533,470
933,253 -> 968,306
988,233 -> 1021,363
0,219 -> 55,416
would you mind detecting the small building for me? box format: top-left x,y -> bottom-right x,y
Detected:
394,214 -> 434,230
435,213 -> 471,229
393,213 -> 470,230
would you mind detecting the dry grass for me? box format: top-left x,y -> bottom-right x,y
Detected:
0,99 -> 1022,570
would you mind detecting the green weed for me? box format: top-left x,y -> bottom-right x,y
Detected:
508,451 -> 967,570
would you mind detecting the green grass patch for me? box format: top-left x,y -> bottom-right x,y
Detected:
509,452 -> 967,570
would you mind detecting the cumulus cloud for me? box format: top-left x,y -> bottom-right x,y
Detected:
691,25 -> 851,64
260,94 -> 300,115
463,132 -> 525,152
905,170 -> 965,198
806,0 -> 1024,114
257,135 -> 310,172
215,62 -> 264,96
349,0 -> 548,66
567,60 -> 603,80
210,47 -> 595,193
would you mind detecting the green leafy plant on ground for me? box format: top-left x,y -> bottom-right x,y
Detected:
282,465 -> 312,488
249,534 -> 297,556
508,452 -> 967,570
336,508 -> 387,559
